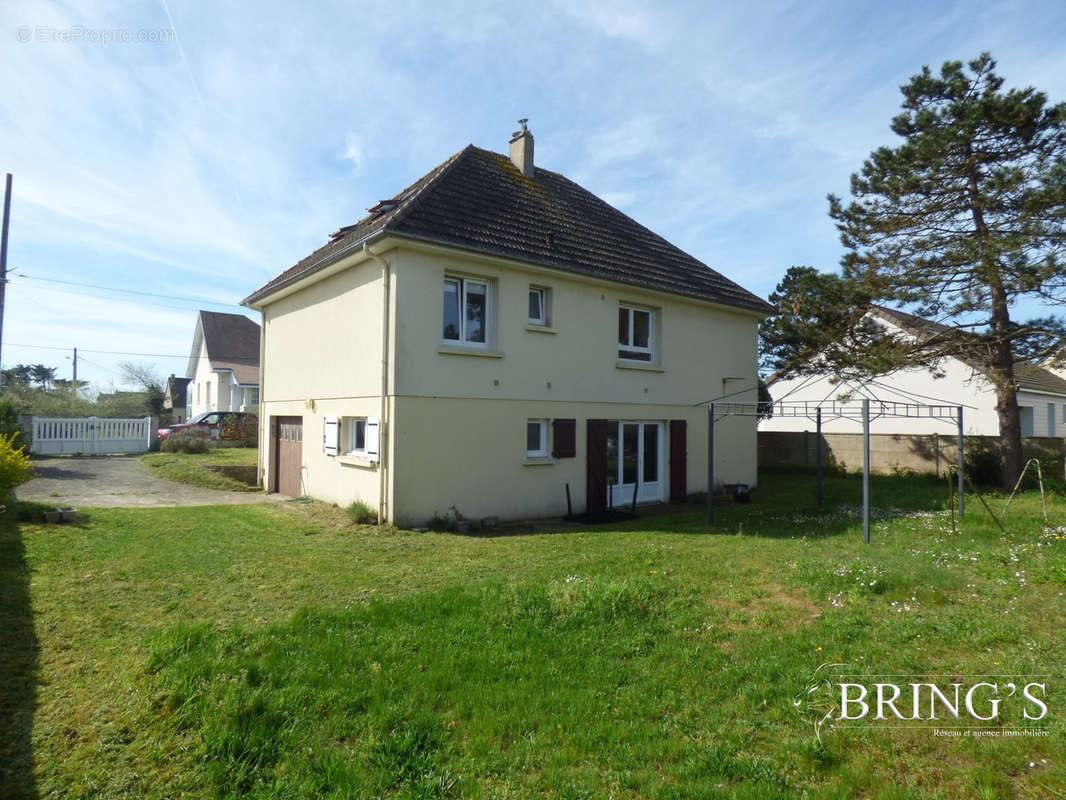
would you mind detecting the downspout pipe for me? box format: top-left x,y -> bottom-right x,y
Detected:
363,242 -> 391,524
257,309 -> 266,488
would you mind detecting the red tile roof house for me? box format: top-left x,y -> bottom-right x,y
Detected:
242,126 -> 772,525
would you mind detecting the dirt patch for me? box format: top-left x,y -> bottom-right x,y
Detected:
710,588 -> 820,633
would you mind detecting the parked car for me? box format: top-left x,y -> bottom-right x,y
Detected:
159,411 -> 254,441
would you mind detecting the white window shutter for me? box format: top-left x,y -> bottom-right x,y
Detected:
323,417 -> 340,456
365,417 -> 380,461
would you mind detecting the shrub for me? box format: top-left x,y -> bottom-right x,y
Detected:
964,442 -> 1002,488
160,429 -> 209,454
0,432 -> 33,502
0,399 -> 22,441
221,413 -> 258,447
241,413 -> 259,447
347,499 -> 378,525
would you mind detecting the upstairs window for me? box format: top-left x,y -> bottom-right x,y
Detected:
618,304 -> 653,362
443,277 -> 489,345
528,287 -> 546,325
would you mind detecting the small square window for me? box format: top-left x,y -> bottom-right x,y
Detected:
529,287 -> 546,325
346,418 -> 367,455
526,419 -> 548,458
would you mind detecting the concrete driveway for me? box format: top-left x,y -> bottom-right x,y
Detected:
20,456 -> 280,508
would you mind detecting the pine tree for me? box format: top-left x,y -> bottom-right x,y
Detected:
827,53 -> 1066,489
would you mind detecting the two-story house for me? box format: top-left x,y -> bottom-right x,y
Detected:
185,310 -> 261,418
242,127 -> 773,525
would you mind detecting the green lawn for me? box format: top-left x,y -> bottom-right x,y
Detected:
3,472 -> 1065,798
140,446 -> 259,492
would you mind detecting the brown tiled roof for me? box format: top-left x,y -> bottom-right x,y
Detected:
871,306 -> 1066,396
243,145 -> 773,314
199,311 -> 260,385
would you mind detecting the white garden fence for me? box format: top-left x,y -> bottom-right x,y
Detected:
30,416 -> 152,455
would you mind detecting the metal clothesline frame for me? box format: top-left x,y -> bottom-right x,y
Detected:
701,398 -> 966,544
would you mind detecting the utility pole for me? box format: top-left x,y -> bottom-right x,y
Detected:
72,347 -> 77,382
0,173 -> 11,388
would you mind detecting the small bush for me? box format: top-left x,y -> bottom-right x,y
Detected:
221,413 -> 258,446
347,499 -> 378,525
161,430 -> 209,454
964,442 -> 1002,488
241,414 -> 258,447
0,432 -> 33,502
0,399 -> 22,440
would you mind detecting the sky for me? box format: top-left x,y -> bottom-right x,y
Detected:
2,0 -> 1065,390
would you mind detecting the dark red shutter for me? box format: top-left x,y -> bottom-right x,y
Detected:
552,419 -> 577,458
586,419 -> 609,512
669,419 -> 687,504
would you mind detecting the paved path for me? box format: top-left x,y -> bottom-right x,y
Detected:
20,456 -> 280,508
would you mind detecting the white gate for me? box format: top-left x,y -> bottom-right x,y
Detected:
31,416 -> 152,455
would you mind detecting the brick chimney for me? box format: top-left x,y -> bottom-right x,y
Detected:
509,119 -> 534,177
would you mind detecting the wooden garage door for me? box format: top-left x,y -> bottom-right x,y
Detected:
274,416 -> 303,497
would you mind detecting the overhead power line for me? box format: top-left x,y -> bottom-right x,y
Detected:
6,341 -> 209,359
13,272 -> 246,308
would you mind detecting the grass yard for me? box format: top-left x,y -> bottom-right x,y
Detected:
3,471 -> 1066,798
140,446 -> 259,492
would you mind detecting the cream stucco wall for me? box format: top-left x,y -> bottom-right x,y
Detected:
389,397 -> 751,527
257,251 -> 392,503
259,397 -> 392,511
390,247 -> 758,406
255,240 -> 761,524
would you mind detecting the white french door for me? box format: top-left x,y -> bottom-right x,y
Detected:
606,421 -> 663,507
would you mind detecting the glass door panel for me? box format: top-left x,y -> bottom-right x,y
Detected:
608,421 -> 663,507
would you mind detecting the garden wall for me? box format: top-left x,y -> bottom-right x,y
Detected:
758,431 -> 1066,478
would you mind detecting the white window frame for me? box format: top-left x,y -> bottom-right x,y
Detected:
338,416 -> 379,461
618,304 -> 655,362
346,417 -> 367,456
443,276 -> 491,347
528,286 -> 547,326
526,419 -> 548,458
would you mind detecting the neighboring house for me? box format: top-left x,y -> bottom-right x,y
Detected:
242,126 -> 773,524
760,305 -> 1066,436
164,375 -> 191,422
185,310 -> 261,418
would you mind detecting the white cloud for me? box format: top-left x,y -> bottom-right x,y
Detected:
342,132 -> 365,173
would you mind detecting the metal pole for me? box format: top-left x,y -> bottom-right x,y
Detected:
72,347 -> 77,382
957,405 -> 964,519
862,398 -> 870,544
0,174 -> 11,386
707,404 -> 714,525
816,406 -> 823,508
